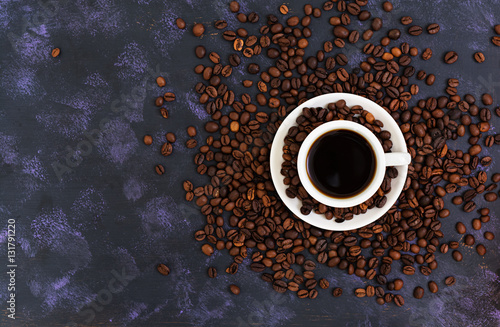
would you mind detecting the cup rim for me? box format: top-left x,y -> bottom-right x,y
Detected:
297,120 -> 387,208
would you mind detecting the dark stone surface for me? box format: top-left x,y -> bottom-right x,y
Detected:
0,0 -> 499,326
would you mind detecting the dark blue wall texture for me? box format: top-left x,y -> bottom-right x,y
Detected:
0,0 -> 499,326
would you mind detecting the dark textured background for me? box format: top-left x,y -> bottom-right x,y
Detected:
0,0 -> 499,326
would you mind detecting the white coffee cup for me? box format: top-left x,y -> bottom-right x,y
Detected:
297,120 -> 411,208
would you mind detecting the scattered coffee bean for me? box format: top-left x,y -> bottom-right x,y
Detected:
474,52 -> 485,63
444,51 -> 458,64
484,232 -> 495,240
382,1 -> 393,12
456,222 -> 466,234
279,5 -> 289,15
193,23 -> 205,37
452,250 -> 463,262
157,263 -> 170,276
187,126 -> 197,137
176,18 -> 186,29
476,244 -> 486,256
195,46 -> 206,58
155,164 -> 165,175
428,281 -> 438,293
143,135 -> 153,145
230,284 -> 240,295
445,276 -> 456,286
208,267 -> 217,278
332,288 -> 343,297
51,48 -> 60,57
464,234 -> 475,246
492,36 -> 500,46
427,23 -> 440,34
413,286 -> 424,299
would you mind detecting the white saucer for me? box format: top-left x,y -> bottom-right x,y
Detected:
270,93 -> 409,231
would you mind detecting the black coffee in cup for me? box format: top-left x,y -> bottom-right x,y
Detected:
306,129 -> 376,198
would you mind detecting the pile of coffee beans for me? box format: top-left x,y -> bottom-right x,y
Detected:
281,101 -> 396,221
149,1 -> 499,304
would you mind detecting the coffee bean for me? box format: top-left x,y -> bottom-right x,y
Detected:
408,25 -> 423,36
201,244 -> 214,256
382,1 -> 393,12
155,164 -> 165,175
160,108 -> 168,119
157,263 -> 170,276
422,48 -> 432,60
230,284 -> 240,295
456,222 -> 466,234
156,76 -> 166,87
175,18 -> 186,29
444,51 -> 458,64
187,126 -> 197,137
413,286 -> 424,299
195,46 -> 206,58
401,16 -> 413,25
472,218 -> 482,230
445,276 -> 456,286
214,20 -> 227,29
355,288 -> 366,297
51,48 -> 60,58
474,52 -> 485,63
319,278 -> 329,289
193,23 -> 205,37
476,244 -> 486,256
143,135 -> 153,145
186,139 -> 197,149
208,267 -> 217,278
164,92 -> 176,102
484,192 -> 498,202
394,294 -> 404,307
428,281 -> 438,293
464,234 -> 475,246
332,288 -> 343,297
279,4 -> 289,15
452,250 -> 463,262
427,23 -> 440,34
484,232 -> 495,240
492,36 -> 500,46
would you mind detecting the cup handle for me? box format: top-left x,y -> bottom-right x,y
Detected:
385,152 -> 411,166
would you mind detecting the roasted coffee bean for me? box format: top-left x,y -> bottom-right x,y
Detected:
164,92 -> 176,102
474,52 -> 485,63
476,244 -> 486,256
408,25 -> 423,36
195,46 -> 206,59
175,18 -> 186,29
157,263 -> 170,276
332,288 -> 343,297
413,286 -> 424,299
427,23 -> 440,34
452,250 -> 463,262
51,47 -> 60,57
382,1 -> 393,12
230,284 -> 240,295
401,16 -> 413,25
156,76 -> 166,87
193,23 -> 205,37
355,288 -> 366,297
161,142 -> 173,156
152,162 -> 167,176
492,36 -> 500,46
394,295 -> 404,307
208,267 -> 217,278
444,276 -> 456,286
214,20 -> 227,29
143,135 -> 153,145
428,281 -> 438,293
444,51 -> 458,64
